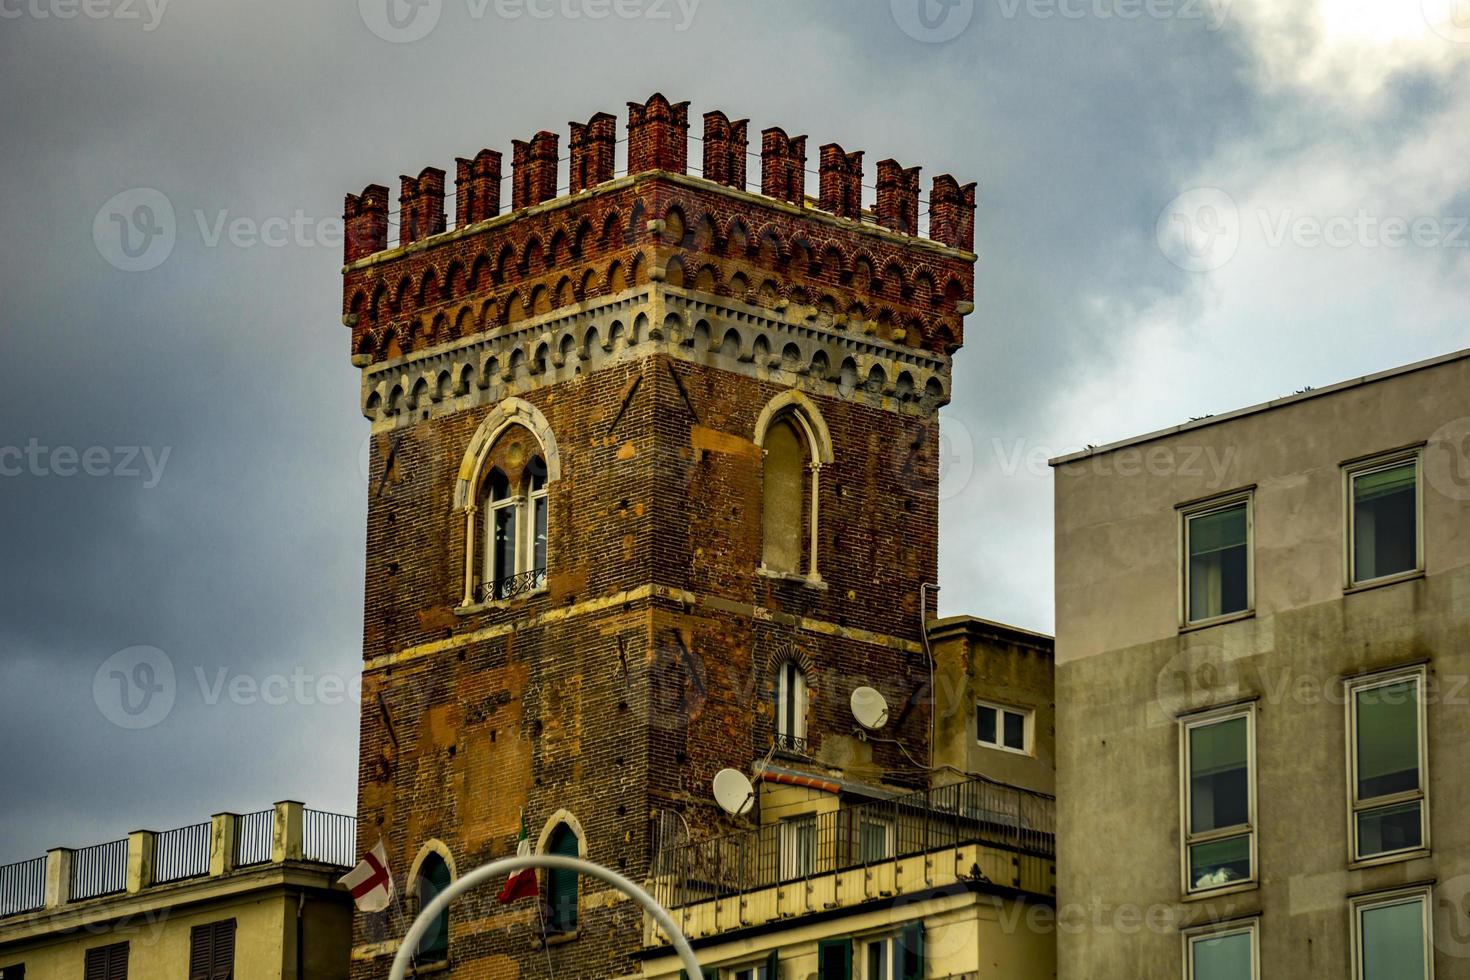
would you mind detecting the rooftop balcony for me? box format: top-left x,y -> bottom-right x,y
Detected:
644,776 -> 1055,946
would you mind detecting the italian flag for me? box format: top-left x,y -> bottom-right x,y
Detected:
497,814 -> 538,903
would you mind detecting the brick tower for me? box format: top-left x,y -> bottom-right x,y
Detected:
341,93 -> 977,979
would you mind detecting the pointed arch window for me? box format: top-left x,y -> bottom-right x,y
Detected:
545,823 -> 580,934
755,393 -> 834,583
413,853 -> 451,963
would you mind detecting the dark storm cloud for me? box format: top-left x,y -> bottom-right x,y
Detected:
2,0 -> 1465,861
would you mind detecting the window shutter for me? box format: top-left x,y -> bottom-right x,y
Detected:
210,920 -> 235,980
189,925 -> 212,980
107,942 -> 128,980
900,923 -> 924,980
817,939 -> 851,980
765,947 -> 779,979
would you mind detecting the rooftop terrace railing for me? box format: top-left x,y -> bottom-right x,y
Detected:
649,776 -> 1054,911
0,802 -> 356,922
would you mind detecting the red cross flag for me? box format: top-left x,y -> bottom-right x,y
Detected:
338,839 -> 395,913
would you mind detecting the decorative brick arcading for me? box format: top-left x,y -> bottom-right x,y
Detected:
569,111 -> 617,194
511,131 -> 559,211
626,93 -> 689,175
702,111 -> 749,190
876,159 -> 921,235
761,127 -> 807,205
929,174 -> 977,252
455,150 -> 501,228
819,143 -> 864,220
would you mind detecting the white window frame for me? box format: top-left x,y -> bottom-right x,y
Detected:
975,699 -> 1032,755
1343,448 -> 1424,590
527,473 -> 549,584
1182,919 -> 1259,980
729,962 -> 771,980
1178,490 -> 1255,629
1350,886 -> 1435,980
1179,702 -> 1257,897
778,814 -> 817,880
1345,665 -> 1430,866
858,815 -> 894,863
863,933 -> 900,980
776,662 -> 808,747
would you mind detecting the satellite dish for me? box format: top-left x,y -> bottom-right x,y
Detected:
850,686 -> 889,730
712,768 -> 755,816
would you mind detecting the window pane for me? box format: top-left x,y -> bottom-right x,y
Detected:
1191,930 -> 1252,980
1189,834 -> 1251,890
493,506 -> 517,588
860,820 -> 891,862
867,941 -> 888,980
1353,463 -> 1417,582
1190,717 -> 1249,833
1358,801 -> 1423,857
1361,899 -> 1426,980
532,495 -> 548,575
1188,504 -> 1248,621
977,706 -> 997,745
1356,680 -> 1419,799
1003,711 -> 1026,751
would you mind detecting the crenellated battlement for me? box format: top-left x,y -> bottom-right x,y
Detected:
341,93 -> 978,366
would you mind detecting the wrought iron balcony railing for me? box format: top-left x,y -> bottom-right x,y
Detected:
649,776 -> 1054,911
772,732 -> 809,755
481,567 -> 547,602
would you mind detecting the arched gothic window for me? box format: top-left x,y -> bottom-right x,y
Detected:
755,393 -> 834,583
545,823 -> 580,934
413,853 -> 452,963
477,450 -> 548,601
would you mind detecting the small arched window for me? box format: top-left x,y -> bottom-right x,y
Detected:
546,824 -> 580,934
775,661 -> 809,753
414,853 -> 451,963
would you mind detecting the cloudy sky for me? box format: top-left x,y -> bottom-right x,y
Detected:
1,0 -> 1466,863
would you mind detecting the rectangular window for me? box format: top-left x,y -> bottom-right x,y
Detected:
1184,921 -> 1257,980
83,942 -> 128,980
859,817 -> 893,863
531,489 -> 548,584
866,936 -> 898,980
776,664 -> 808,749
189,919 -> 236,980
0,965 -> 24,980
1182,494 -> 1251,625
779,815 -> 816,880
976,700 -> 1030,754
1347,453 -> 1421,586
1353,888 -> 1432,980
1347,668 -> 1428,862
1182,707 -> 1255,894
817,939 -> 852,980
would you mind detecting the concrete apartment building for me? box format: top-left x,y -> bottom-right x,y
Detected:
0,802 -> 354,980
1051,349 -> 1470,979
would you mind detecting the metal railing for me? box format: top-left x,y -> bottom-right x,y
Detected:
772,733 -> 809,755
69,839 -> 128,901
304,810 -> 357,867
481,567 -> 546,602
0,856 -> 46,918
234,809 -> 274,868
650,776 -> 1054,910
153,822 -> 211,884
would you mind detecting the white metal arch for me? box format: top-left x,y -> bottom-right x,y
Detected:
387,854 -> 701,980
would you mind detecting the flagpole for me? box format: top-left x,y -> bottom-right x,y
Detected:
390,889 -> 420,976
517,807 -> 557,980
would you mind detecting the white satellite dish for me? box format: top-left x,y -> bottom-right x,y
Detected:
712,768 -> 755,816
850,686 -> 889,730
